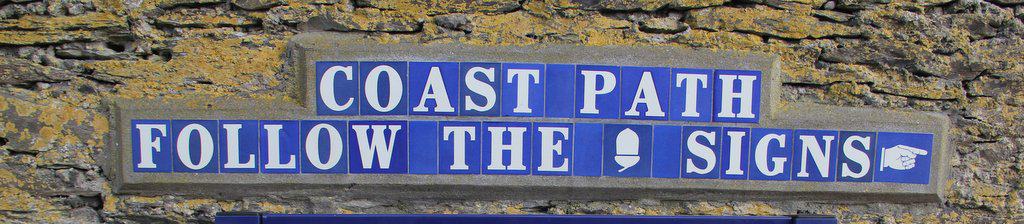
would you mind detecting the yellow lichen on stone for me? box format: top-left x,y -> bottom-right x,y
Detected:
0,91 -> 96,153
870,71 -> 964,100
595,0 -> 729,11
687,5 -> 861,39
90,113 -> 110,147
736,202 -> 783,216
156,11 -> 263,28
504,204 -> 526,214
101,197 -> 118,213
0,30 -> 99,46
673,29 -> 838,85
358,0 -> 520,16
336,208 -> 355,214
689,202 -> 727,215
0,13 -> 126,30
87,35 -> 288,99
179,199 -> 220,210
126,195 -> 164,204
0,169 -> 20,187
256,201 -> 293,213
0,187 -> 56,213
467,11 -> 632,46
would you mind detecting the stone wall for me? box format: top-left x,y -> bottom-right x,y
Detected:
0,0 -> 1021,223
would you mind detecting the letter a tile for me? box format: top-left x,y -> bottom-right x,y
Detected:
620,66 -> 670,120
409,62 -> 459,116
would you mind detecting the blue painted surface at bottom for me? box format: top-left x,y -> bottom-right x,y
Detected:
215,212 -> 261,224
217,213 -> 837,224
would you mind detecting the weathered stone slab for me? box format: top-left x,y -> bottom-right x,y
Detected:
103,32 -> 948,203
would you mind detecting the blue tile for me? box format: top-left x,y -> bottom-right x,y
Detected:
682,126 -> 721,179
132,120 -> 172,173
602,124 -> 652,177
791,129 -> 839,182
651,125 -> 681,178
260,120 -> 300,174
219,120 -> 259,173
409,62 -> 459,116
438,121 -> 482,174
575,65 -> 620,118
532,123 -> 573,176
299,120 -> 348,174
460,62 -> 501,116
873,132 -> 933,184
544,64 -> 575,118
348,121 -> 408,174
482,122 -> 532,175
712,70 -> 761,123
409,121 -> 438,174
501,63 -> 545,117
748,128 -> 792,181
572,123 -> 603,176
359,61 -> 408,115
620,66 -> 670,120
720,127 -> 750,180
316,61 -> 360,115
670,68 -> 714,122
171,120 -> 219,173
837,131 -> 876,182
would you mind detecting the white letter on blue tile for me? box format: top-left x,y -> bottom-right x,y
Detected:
507,68 -> 540,113
536,126 -> 570,172
685,130 -> 716,175
624,71 -> 666,117
135,123 -> 167,169
176,124 -> 215,170
723,130 -> 747,176
443,126 -> 476,170
717,74 -> 758,119
264,124 -> 296,169
352,125 -> 402,169
464,67 -> 497,112
364,65 -> 404,113
753,133 -> 787,176
676,73 -> 707,117
320,65 -> 355,111
796,134 -> 835,179
413,66 -> 455,113
486,127 -> 528,171
222,124 -> 255,169
579,70 -> 616,115
840,135 -> 871,179
304,124 -> 344,170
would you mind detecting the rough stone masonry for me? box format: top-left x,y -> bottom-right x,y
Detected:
0,0 -> 1021,223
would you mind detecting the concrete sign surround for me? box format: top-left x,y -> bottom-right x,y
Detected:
104,32 -> 950,202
